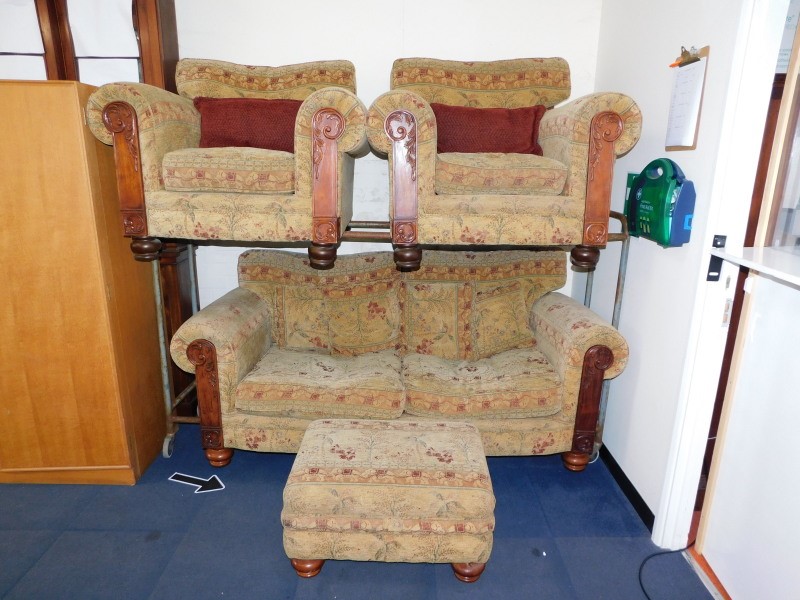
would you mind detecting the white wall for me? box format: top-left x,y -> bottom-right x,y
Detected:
174,0 -> 604,305
593,0 -> 787,547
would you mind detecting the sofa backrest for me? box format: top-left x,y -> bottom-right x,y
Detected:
237,249 -> 566,360
390,57 -> 571,109
176,58 -> 357,101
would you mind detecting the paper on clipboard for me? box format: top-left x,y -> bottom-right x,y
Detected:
666,54 -> 708,149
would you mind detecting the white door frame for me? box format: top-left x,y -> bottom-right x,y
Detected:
651,0 -> 790,549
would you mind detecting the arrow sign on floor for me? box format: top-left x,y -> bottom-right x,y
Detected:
169,472 -> 225,493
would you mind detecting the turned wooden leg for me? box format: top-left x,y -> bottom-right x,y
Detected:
205,447 -> 233,467
570,245 -> 600,271
393,244 -> 422,272
130,236 -> 162,262
451,562 -> 486,583
562,451 -> 590,472
308,244 -> 337,270
291,559 -> 325,578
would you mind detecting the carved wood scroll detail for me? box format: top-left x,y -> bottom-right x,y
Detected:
583,111 -> 624,246
102,101 -> 148,239
386,110 -> 418,247
187,339 -> 223,449
571,345 -> 614,454
311,108 -> 344,246
103,102 -> 140,172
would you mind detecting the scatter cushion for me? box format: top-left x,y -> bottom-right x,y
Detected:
193,97 -> 302,152
430,103 -> 546,155
435,152 -> 568,196
162,147 -> 294,193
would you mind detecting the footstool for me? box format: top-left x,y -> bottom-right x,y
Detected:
281,419 -> 495,582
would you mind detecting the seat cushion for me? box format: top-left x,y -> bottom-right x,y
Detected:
235,348 -> 405,419
162,147 -> 294,194
435,152 -> 567,196
402,348 -> 563,419
282,419 -> 494,564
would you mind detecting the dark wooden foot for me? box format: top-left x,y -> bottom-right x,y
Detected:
570,245 -> 600,271
130,236 -> 162,262
291,559 -> 325,578
308,244 -> 337,270
393,245 -> 422,272
205,447 -> 233,467
562,451 -> 590,472
451,562 -> 485,583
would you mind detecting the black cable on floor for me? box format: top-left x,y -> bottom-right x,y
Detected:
638,541 -> 696,600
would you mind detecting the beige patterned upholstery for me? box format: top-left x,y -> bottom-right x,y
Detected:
366,57 -> 642,262
170,249 -> 628,470
282,419 -> 494,566
85,58 -> 367,265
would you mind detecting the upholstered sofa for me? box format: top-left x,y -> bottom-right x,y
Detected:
85,58 -> 367,268
170,248 -> 628,472
366,57 -> 642,271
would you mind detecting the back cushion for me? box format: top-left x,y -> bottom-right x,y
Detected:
430,103 -> 546,155
391,57 -> 570,109
194,97 -> 302,152
403,250 -> 566,360
176,58 -> 357,101
237,250 -> 402,356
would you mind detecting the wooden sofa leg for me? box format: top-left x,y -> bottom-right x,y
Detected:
186,339 -> 233,468
570,245 -> 601,272
308,243 -> 337,270
451,562 -> 486,583
291,559 -> 325,578
562,345 -> 614,472
393,244 -> 422,272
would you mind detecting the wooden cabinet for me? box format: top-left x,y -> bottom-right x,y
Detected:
0,81 -> 166,484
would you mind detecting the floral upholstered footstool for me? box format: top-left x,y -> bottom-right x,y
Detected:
281,419 -> 496,582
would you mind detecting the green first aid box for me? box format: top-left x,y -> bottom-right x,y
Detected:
625,158 -> 695,247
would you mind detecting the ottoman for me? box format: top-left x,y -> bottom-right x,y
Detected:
281,419 -> 495,582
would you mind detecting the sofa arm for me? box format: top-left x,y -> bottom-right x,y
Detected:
530,292 -> 628,380
170,287 -> 272,400
86,82 -> 200,193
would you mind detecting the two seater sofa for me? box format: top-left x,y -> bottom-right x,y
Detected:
170,248 -> 628,471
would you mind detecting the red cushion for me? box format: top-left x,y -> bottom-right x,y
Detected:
430,103 -> 546,155
193,97 -> 303,153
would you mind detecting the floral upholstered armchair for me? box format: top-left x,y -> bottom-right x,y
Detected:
366,58 -> 642,271
85,58 -> 368,269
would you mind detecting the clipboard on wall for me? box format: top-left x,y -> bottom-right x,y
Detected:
665,46 -> 710,151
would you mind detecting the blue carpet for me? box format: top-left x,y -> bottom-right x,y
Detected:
0,425 -> 711,599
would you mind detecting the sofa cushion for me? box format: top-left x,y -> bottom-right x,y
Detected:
402,348 -> 562,419
403,250 -> 566,360
235,348 -> 405,419
238,251 -> 402,355
435,152 -> 568,196
194,96 -> 302,152
162,147 -> 294,194
430,103 -> 546,155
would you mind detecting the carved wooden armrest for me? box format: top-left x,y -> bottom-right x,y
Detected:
540,92 -> 642,248
294,88 -> 367,265
367,91 -> 437,270
85,83 -> 199,252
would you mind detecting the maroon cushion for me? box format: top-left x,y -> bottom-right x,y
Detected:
430,103 -> 547,155
193,97 -> 303,153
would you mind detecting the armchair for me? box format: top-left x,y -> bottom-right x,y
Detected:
85,58 -> 368,269
366,58 -> 642,271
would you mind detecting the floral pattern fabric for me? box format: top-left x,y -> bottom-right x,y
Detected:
162,147 -> 295,194
169,249 -> 628,457
435,152 -> 568,196
282,419 -> 494,563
